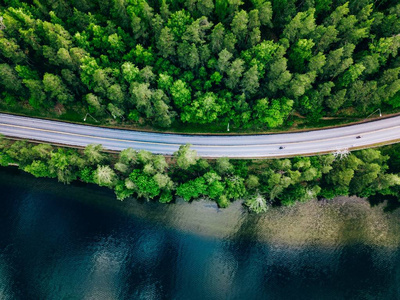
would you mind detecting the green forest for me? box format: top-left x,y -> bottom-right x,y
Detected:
2,137 -> 400,213
0,0 -> 399,130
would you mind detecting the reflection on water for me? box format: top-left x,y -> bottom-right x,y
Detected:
1,167 -> 400,299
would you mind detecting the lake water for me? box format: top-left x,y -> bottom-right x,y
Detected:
0,167 -> 400,300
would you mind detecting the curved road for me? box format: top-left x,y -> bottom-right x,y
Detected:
0,113 -> 400,158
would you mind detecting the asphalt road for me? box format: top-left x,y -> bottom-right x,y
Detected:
0,113 -> 400,158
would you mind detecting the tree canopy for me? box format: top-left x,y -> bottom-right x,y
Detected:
0,0 -> 399,130
2,136 -> 400,213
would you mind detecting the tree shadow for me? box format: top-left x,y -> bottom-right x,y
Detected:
367,194 -> 400,213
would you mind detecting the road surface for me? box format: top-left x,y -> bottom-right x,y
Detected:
0,113 -> 399,158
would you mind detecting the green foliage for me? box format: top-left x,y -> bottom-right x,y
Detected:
216,194 -> 230,208
0,64 -> 23,92
203,171 -> 225,198
2,139 -> 400,212
84,144 -> 106,165
225,176 -> 246,200
170,79 -> 191,109
128,110 -> 140,122
157,27 -> 176,58
93,165 -> 117,187
167,10 -> 193,39
174,144 -> 198,170
24,160 -> 54,178
129,169 -> 160,199
245,192 -> 268,213
0,1 -> 399,129
181,92 -> 222,124
176,177 -> 207,201
210,23 -> 225,53
114,180 -> 134,201
79,167 -> 94,183
2,1 -> 400,211
241,65 -> 259,95
283,8 -> 316,42
289,39 -> 315,73
0,151 -> 14,167
159,190 -> 173,203
231,10 -> 248,44
253,97 -> 293,128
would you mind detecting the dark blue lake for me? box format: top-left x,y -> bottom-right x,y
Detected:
1,167 -> 400,300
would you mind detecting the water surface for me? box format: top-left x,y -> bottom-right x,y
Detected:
0,167 -> 400,299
